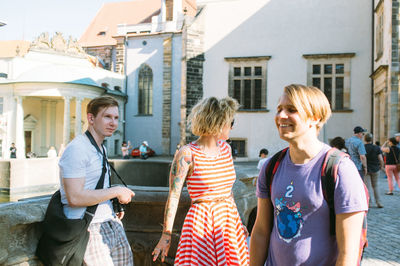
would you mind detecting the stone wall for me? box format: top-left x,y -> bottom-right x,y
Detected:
0,158 -> 59,202
391,0 -> 400,134
83,45 -> 114,71
115,38 -> 126,75
0,159 -> 257,265
181,12 -> 205,144
162,37 -> 173,154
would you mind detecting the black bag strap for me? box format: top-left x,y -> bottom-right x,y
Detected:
265,148 -> 288,198
320,148 -> 346,235
84,131 -> 108,217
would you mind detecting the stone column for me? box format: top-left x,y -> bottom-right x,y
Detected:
75,98 -> 82,136
162,37 -> 172,154
49,101 -> 57,147
40,100 -> 48,154
63,96 -> 71,145
6,96 -> 16,159
15,96 -> 25,158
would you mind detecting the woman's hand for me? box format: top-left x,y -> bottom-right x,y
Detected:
152,233 -> 172,262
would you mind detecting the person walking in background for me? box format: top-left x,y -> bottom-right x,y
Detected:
381,137 -> 400,195
121,140 -> 132,159
395,133 -> 400,148
329,136 -> 347,153
250,84 -> 367,266
9,143 -> 16,158
257,148 -> 269,172
345,126 -> 368,180
152,97 -> 249,265
364,133 -> 384,208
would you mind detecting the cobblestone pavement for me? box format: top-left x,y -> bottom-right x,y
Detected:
362,171 -> 400,266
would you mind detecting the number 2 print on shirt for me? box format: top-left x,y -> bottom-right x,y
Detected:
274,181 -> 304,243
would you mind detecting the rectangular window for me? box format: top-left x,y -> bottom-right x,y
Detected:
0,139 -> 2,157
114,139 -> 119,155
305,54 -> 353,110
0,97 -> 3,115
376,8 -> 384,59
230,139 -> 246,157
226,56 -> 270,110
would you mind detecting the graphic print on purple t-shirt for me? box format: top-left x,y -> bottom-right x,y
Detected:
275,181 -> 304,242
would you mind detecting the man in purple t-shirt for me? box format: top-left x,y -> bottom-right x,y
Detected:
256,145 -> 367,265
250,85 -> 368,266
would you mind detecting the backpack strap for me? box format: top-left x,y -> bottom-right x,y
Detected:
265,148 -> 289,198
320,147 -> 348,235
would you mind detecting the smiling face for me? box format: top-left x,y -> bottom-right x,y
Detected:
275,93 -> 316,142
88,106 -> 119,138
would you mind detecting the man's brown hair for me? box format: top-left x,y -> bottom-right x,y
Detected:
86,96 -> 119,117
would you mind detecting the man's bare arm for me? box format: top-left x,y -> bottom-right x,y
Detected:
63,178 -> 134,207
250,198 -> 274,266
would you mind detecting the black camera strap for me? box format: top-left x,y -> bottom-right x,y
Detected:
85,131 -> 128,188
84,130 -> 109,216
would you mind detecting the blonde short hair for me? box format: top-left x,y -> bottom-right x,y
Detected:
284,84 -> 332,130
188,97 -> 239,136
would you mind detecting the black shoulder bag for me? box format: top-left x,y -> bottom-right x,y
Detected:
36,131 -> 109,266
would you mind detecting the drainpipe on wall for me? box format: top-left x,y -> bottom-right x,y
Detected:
123,35 -> 128,142
371,0 -> 375,136
170,32 -> 174,154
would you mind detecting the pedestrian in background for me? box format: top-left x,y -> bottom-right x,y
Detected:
250,84 -> 367,266
364,133 -> 384,208
257,148 -> 269,172
395,133 -> 400,149
121,140 -> 131,159
381,137 -> 400,195
152,96 -> 249,265
9,143 -> 16,158
329,136 -> 347,153
345,126 -> 368,180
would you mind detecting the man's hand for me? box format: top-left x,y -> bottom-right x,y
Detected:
114,186 -> 135,204
116,211 -> 125,220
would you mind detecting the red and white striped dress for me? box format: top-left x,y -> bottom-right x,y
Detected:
174,140 -> 250,266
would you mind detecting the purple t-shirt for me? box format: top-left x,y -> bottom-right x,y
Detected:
256,144 -> 368,266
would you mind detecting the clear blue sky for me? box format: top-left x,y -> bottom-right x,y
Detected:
0,0 -> 127,41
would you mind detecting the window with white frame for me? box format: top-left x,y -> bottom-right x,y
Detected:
225,56 -> 270,110
304,53 -> 354,111
138,64 -> 153,115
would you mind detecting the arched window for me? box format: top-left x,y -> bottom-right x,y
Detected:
138,64 -> 153,115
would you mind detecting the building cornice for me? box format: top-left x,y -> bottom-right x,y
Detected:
370,64 -> 388,79
224,56 -> 271,62
374,0 -> 384,12
302,53 -> 356,59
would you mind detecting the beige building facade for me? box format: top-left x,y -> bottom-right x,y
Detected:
0,33 -> 126,158
372,0 -> 400,143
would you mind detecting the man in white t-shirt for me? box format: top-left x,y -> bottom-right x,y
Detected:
59,96 -> 135,265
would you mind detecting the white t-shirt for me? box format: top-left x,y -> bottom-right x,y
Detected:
59,134 -> 114,223
257,157 -> 268,171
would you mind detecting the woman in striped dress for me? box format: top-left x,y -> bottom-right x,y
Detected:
152,97 -> 250,265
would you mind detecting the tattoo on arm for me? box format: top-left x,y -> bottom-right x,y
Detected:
163,147 -> 192,231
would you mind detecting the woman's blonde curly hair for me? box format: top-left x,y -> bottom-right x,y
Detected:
188,97 -> 239,136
